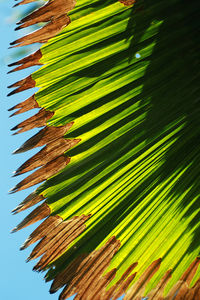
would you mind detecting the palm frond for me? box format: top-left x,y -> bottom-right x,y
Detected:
9,0 -> 200,299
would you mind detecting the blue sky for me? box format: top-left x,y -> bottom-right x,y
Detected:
0,1 -> 124,300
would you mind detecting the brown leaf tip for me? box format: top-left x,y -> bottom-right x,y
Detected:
8,50 -> 42,73
20,215 -> 62,250
10,0 -> 76,47
8,95 -> 39,117
11,109 -> 54,135
50,236 -> 121,299
10,155 -> 71,193
13,122 -> 74,154
24,214 -> 91,272
180,257 -> 200,285
12,192 -> 45,214
11,202 -> 50,233
119,0 -> 136,6
7,75 -> 35,96
48,248 -> 200,300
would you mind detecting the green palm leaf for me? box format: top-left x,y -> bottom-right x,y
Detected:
9,0 -> 200,299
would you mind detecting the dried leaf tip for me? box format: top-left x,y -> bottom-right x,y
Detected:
11,109 -> 54,135
12,122 -> 74,154
10,155 -> 71,193
180,257 -> 200,285
147,269 -> 172,299
52,236 -> 121,300
119,0 -> 136,6
20,215 -> 62,250
8,95 -> 39,117
7,75 -> 35,96
11,192 -> 45,214
124,258 -> 162,300
30,215 -> 91,272
164,257 -> 200,300
11,202 -> 50,233
8,50 -> 42,74
13,138 -> 80,176
9,0 -> 76,48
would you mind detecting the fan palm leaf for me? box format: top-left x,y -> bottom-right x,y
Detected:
9,0 -> 200,299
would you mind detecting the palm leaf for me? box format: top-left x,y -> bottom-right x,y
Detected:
9,0 -> 200,299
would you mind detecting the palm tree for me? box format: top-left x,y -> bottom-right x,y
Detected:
8,0 -> 200,299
